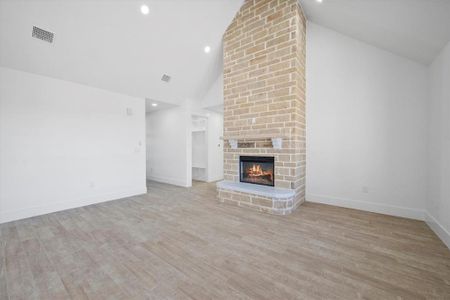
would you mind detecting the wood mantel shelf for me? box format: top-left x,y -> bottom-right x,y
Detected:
222,134 -> 288,140
221,135 -> 287,149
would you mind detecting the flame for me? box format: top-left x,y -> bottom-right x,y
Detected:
246,164 -> 273,180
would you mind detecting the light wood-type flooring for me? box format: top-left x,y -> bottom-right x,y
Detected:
1,181 -> 449,299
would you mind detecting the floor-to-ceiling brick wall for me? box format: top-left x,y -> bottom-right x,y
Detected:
220,0 -> 306,214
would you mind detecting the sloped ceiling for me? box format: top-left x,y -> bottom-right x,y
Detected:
2,0 -> 447,107
300,0 -> 450,65
0,0 -> 242,105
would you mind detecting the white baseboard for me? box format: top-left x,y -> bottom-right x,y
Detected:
147,175 -> 190,187
425,212 -> 450,249
0,186 -> 147,224
207,176 -> 224,183
306,193 -> 425,220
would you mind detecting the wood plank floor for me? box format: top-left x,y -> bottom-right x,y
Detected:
1,181 -> 449,300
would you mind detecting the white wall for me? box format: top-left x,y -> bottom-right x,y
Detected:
206,112 -> 224,182
427,41 -> 450,248
146,106 -> 191,187
201,73 -> 224,110
306,23 -> 428,220
199,72 -> 225,182
146,106 -> 223,186
0,67 -> 146,224
192,118 -> 207,181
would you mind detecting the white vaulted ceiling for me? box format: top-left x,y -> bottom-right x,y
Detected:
300,0 -> 450,64
0,0 -> 242,104
2,0 -> 448,106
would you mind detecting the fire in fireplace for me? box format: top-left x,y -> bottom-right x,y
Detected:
240,156 -> 274,186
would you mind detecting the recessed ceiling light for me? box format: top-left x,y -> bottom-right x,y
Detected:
316,0 -> 323,3
140,4 -> 149,15
204,46 -> 211,53
151,103 -> 158,107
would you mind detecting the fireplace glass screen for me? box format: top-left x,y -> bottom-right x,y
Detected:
239,156 -> 274,186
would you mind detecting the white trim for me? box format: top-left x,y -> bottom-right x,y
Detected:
0,187 -> 147,224
306,193 -> 425,220
425,212 -> 450,249
207,176 -> 224,183
147,175 -> 190,187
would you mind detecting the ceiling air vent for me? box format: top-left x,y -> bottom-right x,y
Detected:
32,26 -> 54,43
161,74 -> 171,82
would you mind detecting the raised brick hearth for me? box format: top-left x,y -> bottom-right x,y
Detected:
217,0 -> 306,214
217,181 -> 296,215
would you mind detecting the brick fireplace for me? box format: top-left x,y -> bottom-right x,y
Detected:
217,0 -> 306,215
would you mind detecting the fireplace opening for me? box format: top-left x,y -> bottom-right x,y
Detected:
240,156 -> 274,186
